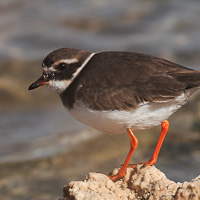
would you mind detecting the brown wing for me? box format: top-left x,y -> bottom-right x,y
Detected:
62,51 -> 200,111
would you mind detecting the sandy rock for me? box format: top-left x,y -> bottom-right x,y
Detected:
59,165 -> 200,200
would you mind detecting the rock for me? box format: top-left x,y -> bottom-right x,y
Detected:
59,165 -> 200,200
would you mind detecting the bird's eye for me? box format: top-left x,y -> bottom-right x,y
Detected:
56,63 -> 67,71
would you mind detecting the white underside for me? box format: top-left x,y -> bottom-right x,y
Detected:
68,91 -> 192,134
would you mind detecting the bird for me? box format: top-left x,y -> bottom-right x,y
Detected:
29,47 -> 200,181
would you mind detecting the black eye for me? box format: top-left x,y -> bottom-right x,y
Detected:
56,62 -> 67,71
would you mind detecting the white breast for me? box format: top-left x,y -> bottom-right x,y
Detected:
67,92 -> 190,134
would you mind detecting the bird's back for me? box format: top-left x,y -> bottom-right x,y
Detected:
61,51 -> 200,111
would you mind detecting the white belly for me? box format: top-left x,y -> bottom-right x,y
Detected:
67,92 -> 189,134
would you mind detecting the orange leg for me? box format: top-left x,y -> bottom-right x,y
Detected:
109,128 -> 138,181
128,120 -> 169,168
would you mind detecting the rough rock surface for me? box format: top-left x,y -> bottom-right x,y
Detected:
59,165 -> 200,200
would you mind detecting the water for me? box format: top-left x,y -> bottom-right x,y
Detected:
0,2 -> 200,199
0,0 -> 200,66
0,105 -> 100,162
0,0 -> 200,162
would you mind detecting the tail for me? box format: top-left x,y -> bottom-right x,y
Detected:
169,70 -> 200,89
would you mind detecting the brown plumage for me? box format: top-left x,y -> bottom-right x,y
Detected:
29,48 -> 200,182
60,51 -> 200,111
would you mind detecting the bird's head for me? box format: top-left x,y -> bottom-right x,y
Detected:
28,48 -> 92,94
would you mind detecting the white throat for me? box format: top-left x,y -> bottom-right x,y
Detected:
47,53 -> 95,94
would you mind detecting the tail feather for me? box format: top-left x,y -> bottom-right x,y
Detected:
169,70 -> 200,89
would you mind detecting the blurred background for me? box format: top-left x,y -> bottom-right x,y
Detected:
0,0 -> 200,199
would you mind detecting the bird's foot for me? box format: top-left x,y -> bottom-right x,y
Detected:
127,157 -> 157,169
107,168 -> 127,182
